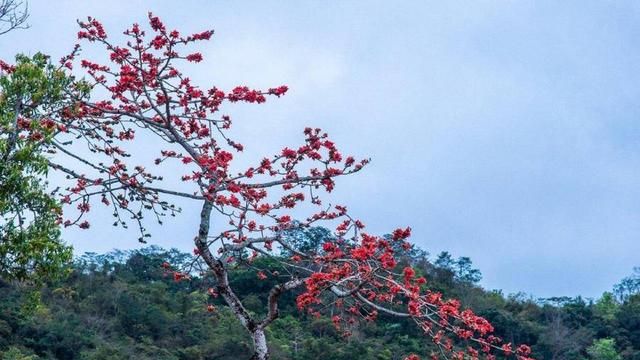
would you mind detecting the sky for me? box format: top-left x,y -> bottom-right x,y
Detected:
1,0 -> 639,299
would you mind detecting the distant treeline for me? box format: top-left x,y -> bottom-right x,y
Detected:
0,244 -> 638,360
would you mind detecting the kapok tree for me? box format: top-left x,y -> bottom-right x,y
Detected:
39,14 -> 533,360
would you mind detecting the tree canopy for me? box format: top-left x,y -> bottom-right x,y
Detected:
0,53 -> 72,282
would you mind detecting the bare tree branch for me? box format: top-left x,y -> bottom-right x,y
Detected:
0,0 -> 28,36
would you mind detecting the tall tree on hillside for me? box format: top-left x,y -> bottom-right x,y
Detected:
29,14 -> 534,360
614,267 -> 640,302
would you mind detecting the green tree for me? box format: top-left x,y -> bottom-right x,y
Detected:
614,268 -> 640,302
594,292 -> 619,321
454,256 -> 482,284
586,338 -> 622,360
0,53 -> 73,281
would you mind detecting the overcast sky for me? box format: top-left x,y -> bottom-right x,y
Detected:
2,0 -> 639,299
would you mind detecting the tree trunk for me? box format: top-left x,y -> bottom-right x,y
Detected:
250,328 -> 269,360
193,202 -> 271,360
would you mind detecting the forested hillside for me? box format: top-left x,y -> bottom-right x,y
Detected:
0,245 -> 637,360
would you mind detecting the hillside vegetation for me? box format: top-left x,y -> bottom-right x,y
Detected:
0,245 -> 638,360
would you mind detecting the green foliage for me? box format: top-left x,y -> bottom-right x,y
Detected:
1,346 -> 40,360
0,53 -> 72,282
616,294 -> 640,356
595,292 -> 619,321
587,338 -> 622,360
433,251 -> 482,285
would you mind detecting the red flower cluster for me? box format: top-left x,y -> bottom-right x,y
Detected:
54,12 -> 372,238
294,227 -> 534,360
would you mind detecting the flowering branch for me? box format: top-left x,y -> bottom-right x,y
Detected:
27,13 -> 536,360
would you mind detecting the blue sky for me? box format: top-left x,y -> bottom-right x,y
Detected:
2,1 -> 639,298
